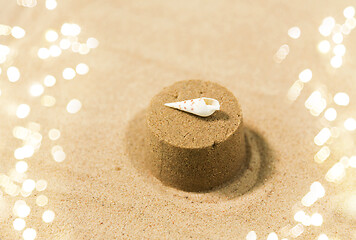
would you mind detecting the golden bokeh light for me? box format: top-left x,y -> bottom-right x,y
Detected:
87,37 -> 99,49
62,67 -> 76,80
23,228 -> 36,240
48,128 -> 61,140
343,6 -> 355,19
35,179 -> 47,191
66,99 -> 82,114
41,95 -> 56,107
7,66 -> 20,82
16,104 -> 31,119
45,30 -> 58,42
76,63 -> 89,75
324,108 -> 337,121
13,218 -> 26,231
43,75 -> 56,87
29,83 -> 44,97
333,92 -> 349,106
11,26 -> 26,39
344,117 -> 356,131
16,161 -> 28,173
37,48 -> 50,59
45,0 -> 57,10
36,195 -> 48,207
314,146 -> 330,163
42,210 -> 55,223
314,128 -> 331,146
288,26 -> 301,39
299,69 -> 312,83
330,55 -> 343,68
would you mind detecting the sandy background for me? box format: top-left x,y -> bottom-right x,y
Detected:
0,0 -> 355,239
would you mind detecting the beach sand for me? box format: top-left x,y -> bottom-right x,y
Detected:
0,0 -> 355,239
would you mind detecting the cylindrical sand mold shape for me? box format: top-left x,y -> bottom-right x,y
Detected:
145,80 -> 246,192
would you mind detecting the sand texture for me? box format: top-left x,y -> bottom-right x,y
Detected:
0,0 -> 355,239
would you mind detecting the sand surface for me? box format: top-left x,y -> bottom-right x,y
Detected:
0,0 -> 355,239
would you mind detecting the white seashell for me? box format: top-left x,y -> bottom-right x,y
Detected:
164,97 -> 220,117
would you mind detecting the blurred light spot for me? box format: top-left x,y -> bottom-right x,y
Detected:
22,179 -> 36,192
29,83 -> 44,97
314,146 -> 330,163
71,42 -> 80,52
87,37 -> 99,48
301,215 -> 311,226
333,44 -> 346,56
314,128 -> 331,146
53,150 -> 66,162
267,232 -> 278,240
43,75 -> 56,87
332,24 -> 342,34
299,69 -> 312,83
288,26 -> 301,39
79,44 -> 90,55
287,80 -> 303,101
13,126 -> 30,140
333,92 -> 349,106
344,6 -> 355,18
294,210 -> 305,222
37,48 -> 50,59
45,0 -> 57,10
23,228 -> 36,240
326,162 -> 345,183
62,67 -> 76,80
36,195 -> 48,206
302,191 -> 318,207
13,218 -> 26,231
340,156 -> 349,168
349,156 -> 356,168
7,66 -> 20,82
76,63 -> 89,75
14,145 -> 34,159
51,145 -> 63,155
59,38 -> 71,49
49,45 -> 62,57
42,210 -> 55,223
45,30 -> 58,42
16,0 -> 37,7
67,99 -> 82,114
246,231 -> 257,240
319,17 -> 335,36
346,17 -> 356,29
61,23 -> 81,36
341,24 -> 351,35
318,234 -> 329,240
311,213 -> 323,226
344,118 -> 356,131
41,95 -> 56,107
11,26 -> 26,39
16,104 -> 30,119
289,223 -> 304,238
305,91 -> 326,116
317,40 -> 330,54
273,44 -> 289,63
48,128 -> 60,140
36,179 -> 47,191
16,161 -> 28,173
332,33 -> 343,44
0,24 -> 12,35
324,108 -> 337,121
14,200 -> 31,218
330,55 -> 342,68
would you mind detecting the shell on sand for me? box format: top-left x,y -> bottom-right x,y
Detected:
164,97 -> 220,117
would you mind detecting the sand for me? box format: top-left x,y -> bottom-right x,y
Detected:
144,80 -> 246,191
0,0 -> 355,239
